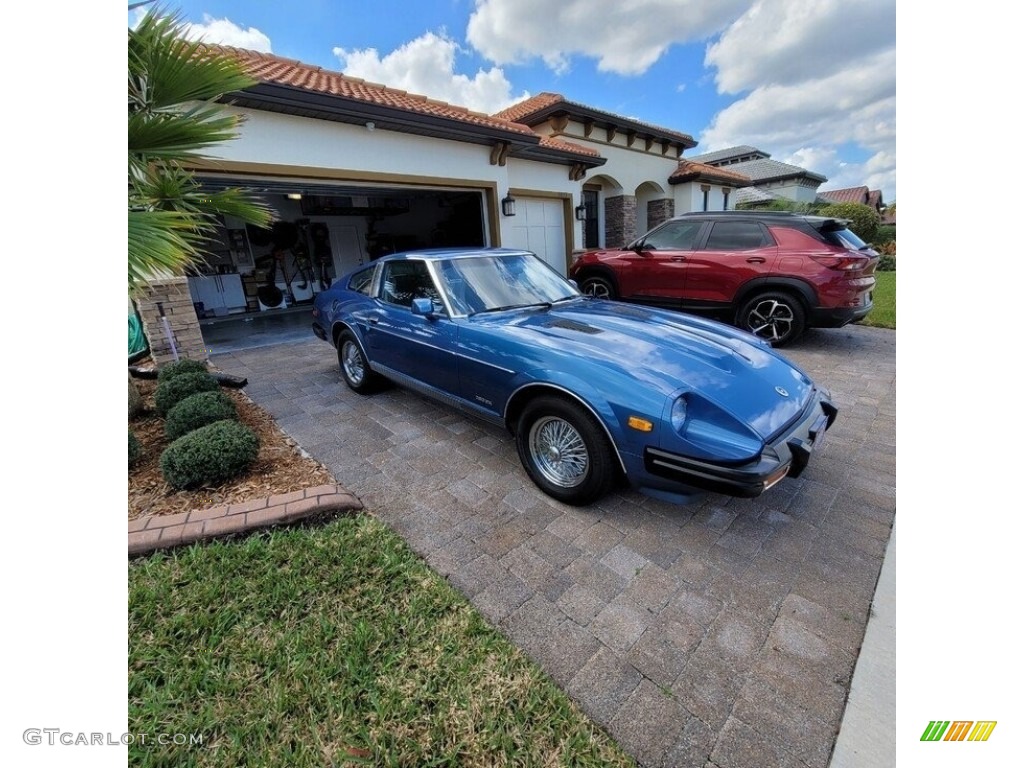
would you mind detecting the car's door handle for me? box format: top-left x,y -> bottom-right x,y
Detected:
746,257 -> 766,264
366,315 -> 379,325
671,257 -> 686,262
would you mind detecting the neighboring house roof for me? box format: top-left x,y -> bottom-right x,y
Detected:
819,186 -> 870,204
669,160 -> 751,186
494,92 -> 697,153
688,145 -> 768,165
733,187 -> 784,205
710,157 -> 827,185
209,46 -> 604,167
819,186 -> 886,211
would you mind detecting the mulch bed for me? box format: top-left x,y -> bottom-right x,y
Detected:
128,369 -> 335,521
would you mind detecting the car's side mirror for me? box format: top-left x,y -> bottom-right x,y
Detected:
629,240 -> 646,253
568,279 -> 579,290
411,297 -> 440,319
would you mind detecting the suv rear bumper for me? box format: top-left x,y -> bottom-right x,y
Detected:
810,301 -> 872,328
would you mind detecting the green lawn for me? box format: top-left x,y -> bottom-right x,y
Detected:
859,271 -> 895,329
129,516 -> 635,768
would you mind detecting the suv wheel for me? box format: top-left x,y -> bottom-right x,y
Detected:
580,275 -> 617,299
737,292 -> 806,346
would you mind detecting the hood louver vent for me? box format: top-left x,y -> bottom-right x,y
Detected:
546,318 -> 603,334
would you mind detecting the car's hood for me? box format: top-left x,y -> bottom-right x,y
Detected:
481,299 -> 814,439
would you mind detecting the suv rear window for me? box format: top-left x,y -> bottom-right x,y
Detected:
819,224 -> 868,251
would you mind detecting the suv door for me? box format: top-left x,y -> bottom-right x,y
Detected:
681,220 -> 779,310
623,218 -> 706,306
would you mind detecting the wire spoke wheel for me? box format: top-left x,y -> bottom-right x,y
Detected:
528,416 -> 590,488
342,341 -> 365,385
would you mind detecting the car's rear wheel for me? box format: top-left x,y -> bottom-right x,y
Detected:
338,331 -> 385,394
737,292 -> 806,346
580,275 -> 617,299
515,396 -> 616,505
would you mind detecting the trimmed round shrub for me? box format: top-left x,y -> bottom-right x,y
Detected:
877,253 -> 896,272
165,390 -> 239,441
160,420 -> 260,490
129,429 -> 141,467
157,358 -> 210,383
154,372 -> 219,416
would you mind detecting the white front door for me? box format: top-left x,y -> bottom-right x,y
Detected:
504,198 -> 567,274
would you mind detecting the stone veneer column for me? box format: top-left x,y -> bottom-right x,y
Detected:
604,195 -> 637,248
134,277 -> 208,366
647,198 -> 675,231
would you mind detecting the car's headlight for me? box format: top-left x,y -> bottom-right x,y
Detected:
670,396 -> 688,432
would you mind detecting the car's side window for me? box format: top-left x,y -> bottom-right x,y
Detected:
347,266 -> 376,295
380,260 -> 441,308
703,221 -> 770,250
643,221 -> 703,251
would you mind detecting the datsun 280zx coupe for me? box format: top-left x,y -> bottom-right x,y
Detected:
312,249 -> 836,506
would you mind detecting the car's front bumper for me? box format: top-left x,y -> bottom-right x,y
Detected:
637,389 -> 838,498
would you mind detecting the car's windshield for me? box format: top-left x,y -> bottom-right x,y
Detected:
434,253 -> 580,315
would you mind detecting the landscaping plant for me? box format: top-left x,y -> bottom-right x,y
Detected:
164,390 -> 238,441
153,371 -> 220,416
157,358 -> 210,383
160,420 -> 260,490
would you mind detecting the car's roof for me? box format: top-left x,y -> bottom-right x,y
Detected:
674,211 -> 844,225
375,247 -> 535,262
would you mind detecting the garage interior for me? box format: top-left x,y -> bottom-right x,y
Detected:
192,177 -> 487,317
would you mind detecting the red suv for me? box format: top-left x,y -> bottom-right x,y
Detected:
568,211 -> 878,345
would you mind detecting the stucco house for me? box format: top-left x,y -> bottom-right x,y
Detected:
138,47 -> 751,361
688,145 -> 827,207
494,93 -> 750,250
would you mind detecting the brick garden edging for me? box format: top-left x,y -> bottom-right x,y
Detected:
128,484 -> 362,557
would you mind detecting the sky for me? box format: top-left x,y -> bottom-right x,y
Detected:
134,0 -> 897,202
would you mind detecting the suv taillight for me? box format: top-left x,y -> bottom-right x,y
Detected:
808,253 -> 868,271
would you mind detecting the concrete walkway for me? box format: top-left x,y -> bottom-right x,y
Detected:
207,323 -> 895,768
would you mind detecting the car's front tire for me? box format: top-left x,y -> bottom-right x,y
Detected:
338,331 -> 385,394
737,292 -> 806,346
515,396 -> 617,505
580,275 -> 617,300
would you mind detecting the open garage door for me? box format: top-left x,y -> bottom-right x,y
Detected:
504,197 -> 568,274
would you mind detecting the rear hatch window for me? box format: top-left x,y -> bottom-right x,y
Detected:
816,220 -> 869,251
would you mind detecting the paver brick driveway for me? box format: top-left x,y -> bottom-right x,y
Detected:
213,323 -> 895,768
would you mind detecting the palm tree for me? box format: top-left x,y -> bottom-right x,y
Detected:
128,8 -> 271,292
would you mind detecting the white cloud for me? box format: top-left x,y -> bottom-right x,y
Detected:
700,0 -> 896,200
181,14 -> 273,52
467,0 -> 750,75
334,31 -> 528,114
706,0 -> 895,94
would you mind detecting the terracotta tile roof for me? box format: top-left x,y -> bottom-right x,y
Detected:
819,186 -> 870,204
669,160 -> 751,186
492,92 -> 564,122
212,45 -> 540,138
537,135 -> 601,158
494,92 -> 696,147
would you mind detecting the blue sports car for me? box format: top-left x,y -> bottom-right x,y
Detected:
312,248 -> 836,506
